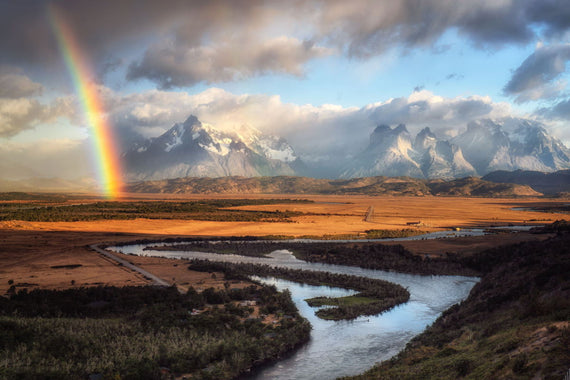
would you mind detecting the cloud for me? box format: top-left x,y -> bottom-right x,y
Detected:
0,96 -> 77,138
311,0 -> 569,57
99,87 -> 514,162
0,139 -> 91,180
504,44 -> 570,102
4,85 -> 559,178
536,97 -> 570,122
365,90 -> 512,138
0,67 -> 43,98
0,98 -> 48,137
2,1 -> 569,87
127,36 -> 332,88
0,69 -> 76,138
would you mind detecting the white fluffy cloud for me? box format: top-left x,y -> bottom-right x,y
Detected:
101,87 -> 515,162
0,68 -> 76,138
4,85 -> 565,180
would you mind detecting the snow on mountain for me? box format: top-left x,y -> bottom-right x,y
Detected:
124,115 -> 300,181
340,118 -> 568,179
340,124 -> 423,178
412,127 -> 477,179
452,118 -> 570,175
341,124 -> 475,179
123,115 -> 570,181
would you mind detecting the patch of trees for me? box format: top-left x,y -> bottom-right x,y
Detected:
156,239 -> 476,276
291,243 -> 477,276
0,285 -> 310,380
188,260 -> 410,320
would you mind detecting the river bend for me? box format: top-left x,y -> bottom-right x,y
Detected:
111,243 -> 478,380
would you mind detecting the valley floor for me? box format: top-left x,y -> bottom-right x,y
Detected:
0,194 -> 563,295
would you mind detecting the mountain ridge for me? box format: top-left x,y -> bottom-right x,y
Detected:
126,175 -> 542,197
123,115 -> 570,181
123,115 -> 302,181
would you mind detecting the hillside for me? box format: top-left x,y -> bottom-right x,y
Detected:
345,229 -> 570,380
126,175 -> 542,197
483,169 -> 570,195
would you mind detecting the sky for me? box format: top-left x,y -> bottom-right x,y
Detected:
1,0 -> 570,182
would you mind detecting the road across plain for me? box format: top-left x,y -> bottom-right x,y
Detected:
89,244 -> 170,287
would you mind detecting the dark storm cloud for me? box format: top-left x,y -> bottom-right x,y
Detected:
311,0 -> 569,57
127,37 -> 331,88
503,44 -> 570,102
526,0 -> 570,38
2,0 -> 569,88
0,0 -> 268,65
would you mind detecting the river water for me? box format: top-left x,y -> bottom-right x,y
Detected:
111,239 -> 479,380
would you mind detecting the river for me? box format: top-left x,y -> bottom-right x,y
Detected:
111,238 -> 479,380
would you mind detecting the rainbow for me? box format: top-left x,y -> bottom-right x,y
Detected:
48,5 -> 123,198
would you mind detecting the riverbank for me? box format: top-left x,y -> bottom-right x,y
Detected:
187,259 -> 410,320
343,229 -> 570,379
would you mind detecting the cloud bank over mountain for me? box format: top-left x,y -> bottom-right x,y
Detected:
121,113 -> 570,181
0,1 -> 569,186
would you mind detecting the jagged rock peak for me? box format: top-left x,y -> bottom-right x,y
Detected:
417,127 -> 435,139
394,123 -> 409,134
123,115 -> 301,181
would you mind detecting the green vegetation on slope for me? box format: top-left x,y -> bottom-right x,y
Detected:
0,285 -> 310,380
342,231 -> 570,380
0,199 -> 310,222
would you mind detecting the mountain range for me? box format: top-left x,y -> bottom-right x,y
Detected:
123,115 -> 570,181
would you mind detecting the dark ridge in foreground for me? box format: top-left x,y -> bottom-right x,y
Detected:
126,175 -> 542,197
343,228 -> 570,380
